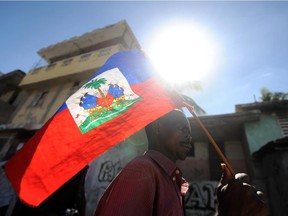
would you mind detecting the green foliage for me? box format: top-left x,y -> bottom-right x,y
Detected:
260,88 -> 273,101
260,87 -> 288,101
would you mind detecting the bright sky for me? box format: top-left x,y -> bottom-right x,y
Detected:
1,1 -> 288,115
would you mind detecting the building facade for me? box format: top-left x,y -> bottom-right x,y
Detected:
1,20 -> 141,162
0,70 -> 26,215
181,100 -> 287,215
0,20 -> 141,216
0,70 -> 25,125
11,20 -> 141,128
237,100 -> 288,216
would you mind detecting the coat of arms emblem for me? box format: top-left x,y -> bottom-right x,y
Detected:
67,68 -> 141,134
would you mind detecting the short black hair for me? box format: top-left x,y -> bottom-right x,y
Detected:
145,109 -> 184,146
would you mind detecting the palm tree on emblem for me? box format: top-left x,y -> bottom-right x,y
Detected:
84,78 -> 112,110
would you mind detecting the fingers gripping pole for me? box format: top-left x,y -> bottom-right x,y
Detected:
183,102 -> 235,176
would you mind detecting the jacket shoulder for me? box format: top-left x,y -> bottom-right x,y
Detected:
123,155 -> 159,175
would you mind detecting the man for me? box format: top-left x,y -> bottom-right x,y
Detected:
94,109 -> 268,216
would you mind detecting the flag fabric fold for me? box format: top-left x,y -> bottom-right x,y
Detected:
5,50 -> 182,206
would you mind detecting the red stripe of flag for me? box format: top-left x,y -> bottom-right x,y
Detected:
5,50 -> 182,206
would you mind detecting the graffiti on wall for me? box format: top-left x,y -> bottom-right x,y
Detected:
85,159 -> 125,216
185,181 -> 218,216
97,160 -> 122,182
85,129 -> 148,216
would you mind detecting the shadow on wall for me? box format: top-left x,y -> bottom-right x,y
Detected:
85,129 -> 148,216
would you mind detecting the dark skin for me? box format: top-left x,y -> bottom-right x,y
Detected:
217,164 -> 269,216
145,109 -> 192,162
146,110 -> 269,215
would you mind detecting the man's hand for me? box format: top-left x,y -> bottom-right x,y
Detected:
216,163 -> 269,216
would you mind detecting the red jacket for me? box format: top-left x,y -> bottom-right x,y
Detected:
94,150 -> 188,216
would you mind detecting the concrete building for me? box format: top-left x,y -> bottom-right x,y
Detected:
11,20 -> 141,128
0,70 -> 25,124
0,20 -> 140,160
253,136 -> 288,216
179,100 -> 287,215
178,110 -> 259,215
0,70 -> 25,215
237,100 -> 288,216
0,20 -> 141,216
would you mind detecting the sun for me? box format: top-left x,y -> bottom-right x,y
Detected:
146,20 -> 218,85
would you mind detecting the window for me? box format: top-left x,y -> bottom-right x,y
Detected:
0,138 -> 7,152
29,91 -> 48,107
3,140 -> 26,161
0,137 -> 19,161
79,53 -> 91,62
97,48 -> 111,57
69,81 -> 80,94
16,142 -> 24,151
61,58 -> 73,67
73,81 -> 80,87
45,63 -> 57,71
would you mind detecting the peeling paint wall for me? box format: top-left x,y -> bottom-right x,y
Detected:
245,115 -> 283,154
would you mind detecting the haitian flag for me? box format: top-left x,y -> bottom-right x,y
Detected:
5,50 -> 183,206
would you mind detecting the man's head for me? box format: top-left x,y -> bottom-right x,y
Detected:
145,109 -> 192,162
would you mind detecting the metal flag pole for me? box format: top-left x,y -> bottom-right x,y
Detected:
183,101 -> 235,176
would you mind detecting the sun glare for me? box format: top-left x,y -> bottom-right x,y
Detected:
146,21 -> 218,85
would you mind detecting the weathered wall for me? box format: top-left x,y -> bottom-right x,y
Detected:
224,141 -> 247,173
20,45 -> 123,87
261,151 -> 288,216
177,142 -> 210,181
0,167 -> 15,208
0,101 -> 15,124
245,115 -> 283,154
84,129 -> 148,216
185,181 -> 218,216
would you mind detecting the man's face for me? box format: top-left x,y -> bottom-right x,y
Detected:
157,111 -> 192,162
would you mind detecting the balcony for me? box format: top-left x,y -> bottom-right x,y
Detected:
19,45 -> 125,88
